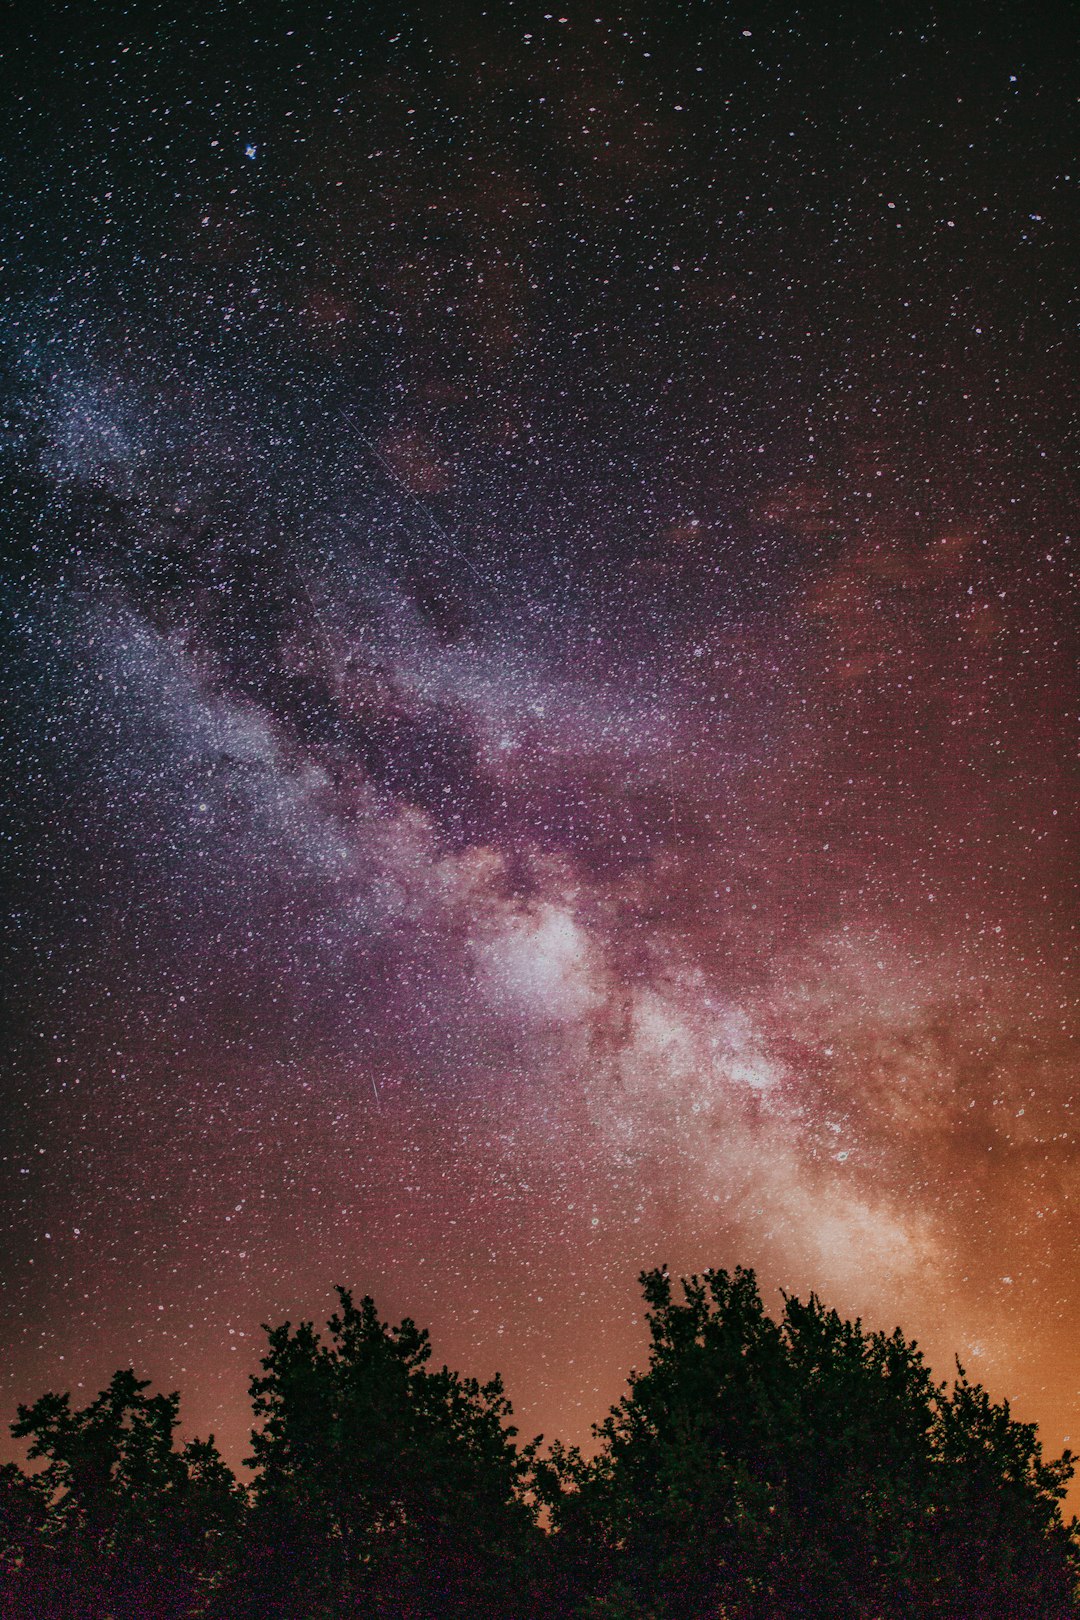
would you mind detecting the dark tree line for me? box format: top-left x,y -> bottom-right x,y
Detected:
2,1269 -> 1077,1618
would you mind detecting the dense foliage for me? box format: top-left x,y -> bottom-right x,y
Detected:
2,1270 -> 1076,1618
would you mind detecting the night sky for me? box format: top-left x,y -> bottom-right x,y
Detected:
2,2 -> 1076,1483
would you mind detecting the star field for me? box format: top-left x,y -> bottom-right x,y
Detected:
1,2 -> 1076,1486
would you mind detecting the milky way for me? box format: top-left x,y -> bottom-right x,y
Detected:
1,6 -> 1076,1481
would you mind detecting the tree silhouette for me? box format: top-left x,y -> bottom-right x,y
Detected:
230,1286 -> 544,1618
2,1270 -> 1077,1618
539,1266 -> 1080,1618
6,1368 -> 242,1619
0,1460 -> 49,1616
